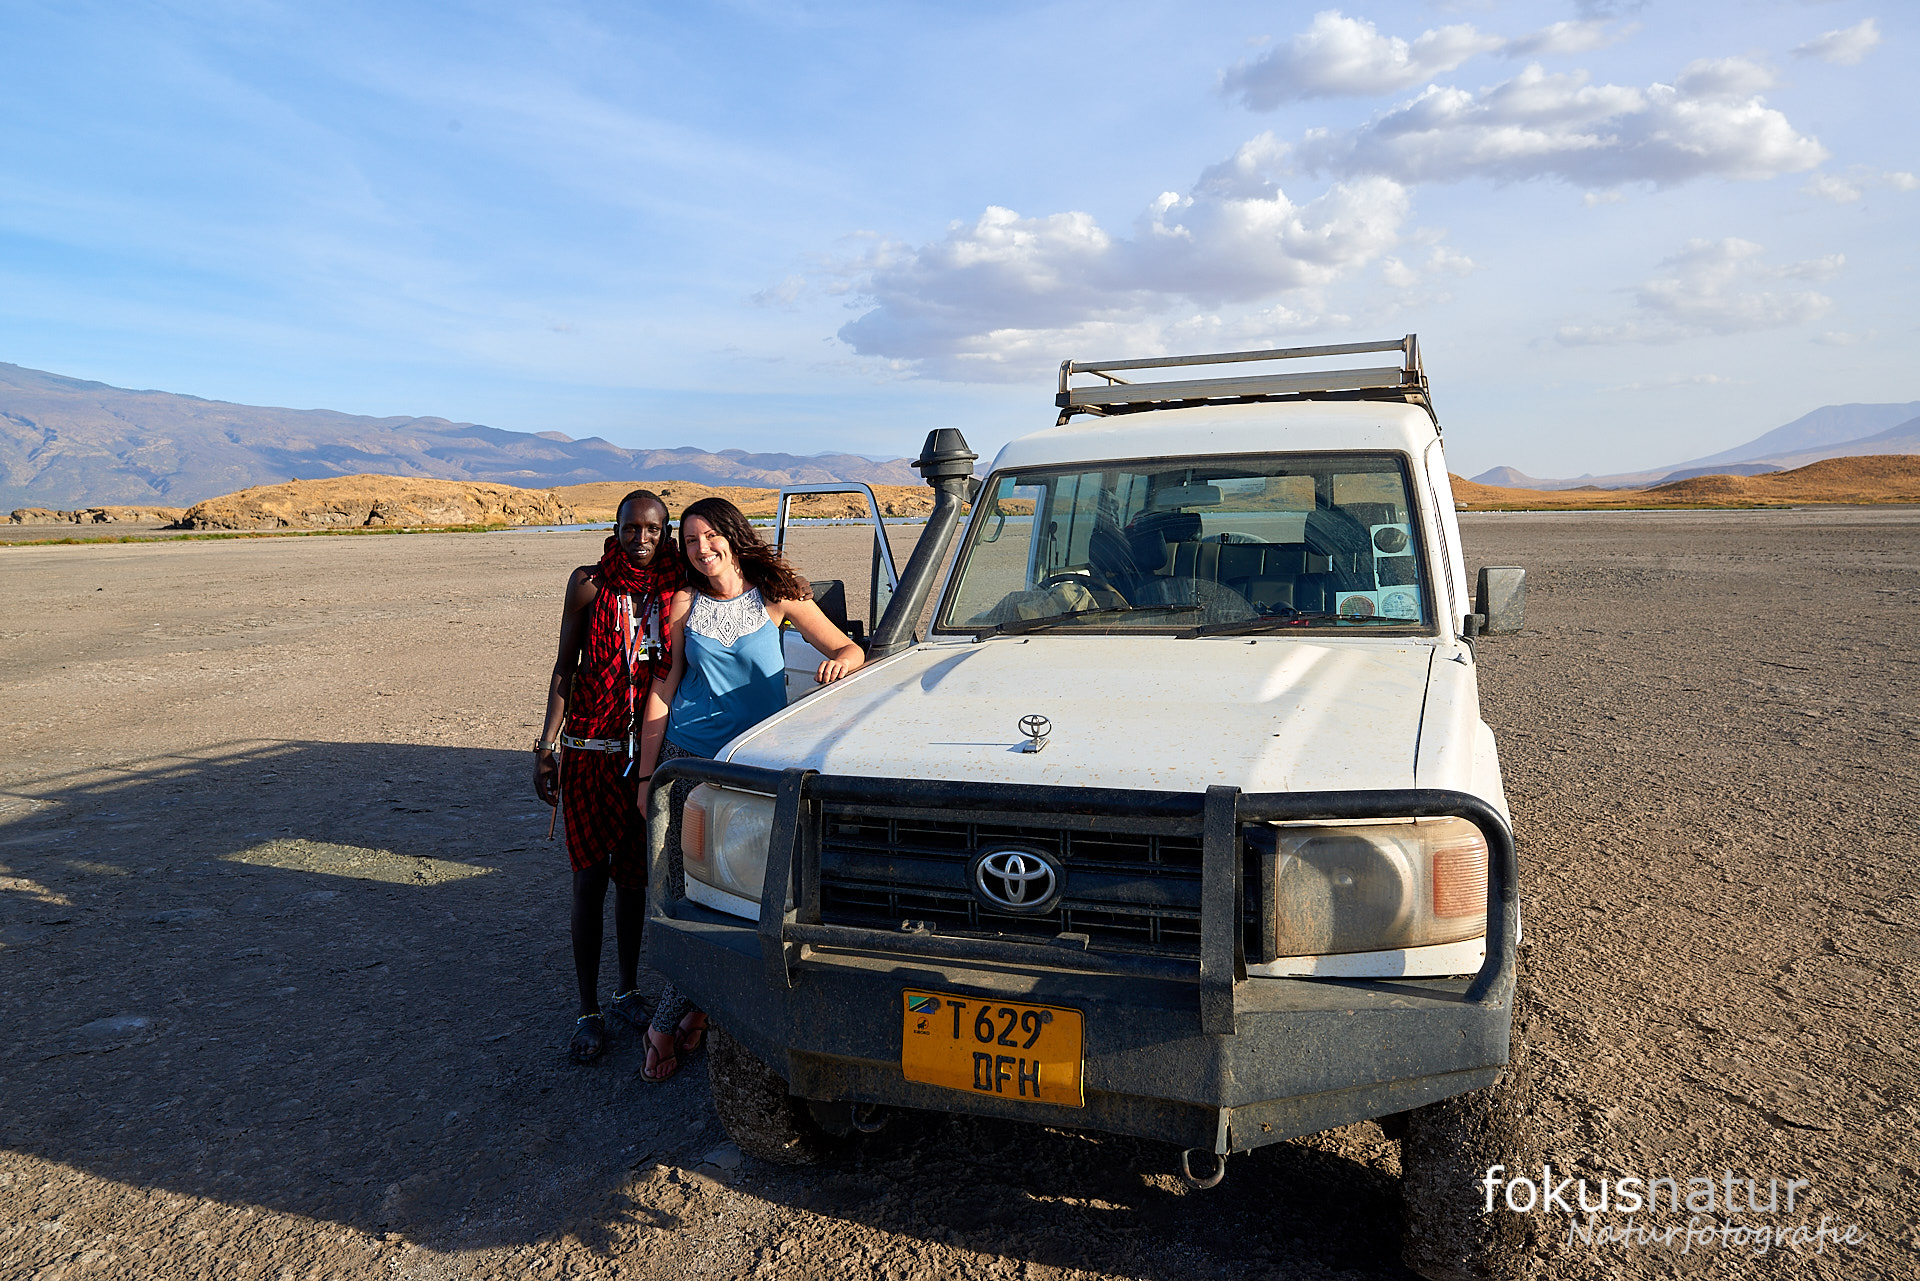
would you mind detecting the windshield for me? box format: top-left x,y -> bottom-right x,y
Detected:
937,453 -> 1431,634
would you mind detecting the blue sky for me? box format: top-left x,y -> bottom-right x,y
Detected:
1,1 -> 1912,477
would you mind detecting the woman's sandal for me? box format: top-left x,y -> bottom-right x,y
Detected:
642,1027 -> 679,1083
569,1012 -> 606,1064
676,1010 -> 708,1058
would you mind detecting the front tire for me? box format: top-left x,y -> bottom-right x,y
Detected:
1398,1055 -> 1534,1281
706,1024 -> 838,1166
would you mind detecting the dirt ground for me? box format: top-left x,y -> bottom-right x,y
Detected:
0,510 -> 1914,1280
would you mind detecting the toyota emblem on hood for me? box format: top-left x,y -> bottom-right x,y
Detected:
1019,714 -> 1051,753
970,847 -> 1064,915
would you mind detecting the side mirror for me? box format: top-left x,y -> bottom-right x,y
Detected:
1471,566 -> 1526,635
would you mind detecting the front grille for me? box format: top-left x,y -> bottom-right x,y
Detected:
817,809 -> 1253,959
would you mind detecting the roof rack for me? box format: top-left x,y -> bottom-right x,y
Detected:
1056,335 -> 1433,426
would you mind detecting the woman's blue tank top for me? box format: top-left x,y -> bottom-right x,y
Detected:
666,586 -> 787,757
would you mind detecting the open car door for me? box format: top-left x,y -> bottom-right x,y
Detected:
772,483 -> 900,704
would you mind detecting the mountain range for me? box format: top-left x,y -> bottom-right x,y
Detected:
1471,402 -> 1920,491
0,362 -> 918,509
5,360 -> 1916,509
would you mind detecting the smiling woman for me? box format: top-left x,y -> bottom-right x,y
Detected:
628,495 -> 866,1081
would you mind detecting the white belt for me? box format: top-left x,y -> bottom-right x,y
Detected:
561,734 -> 625,752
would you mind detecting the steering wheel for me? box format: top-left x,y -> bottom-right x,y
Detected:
1040,568 -> 1126,603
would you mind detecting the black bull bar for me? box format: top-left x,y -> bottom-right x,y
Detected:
644,760 -> 1518,1154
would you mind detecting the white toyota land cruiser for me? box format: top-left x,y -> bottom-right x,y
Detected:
645,337 -> 1530,1281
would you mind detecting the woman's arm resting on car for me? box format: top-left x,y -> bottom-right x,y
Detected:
772,595 -> 865,684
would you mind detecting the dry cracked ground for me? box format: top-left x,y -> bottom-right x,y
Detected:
1,510 -> 1915,1280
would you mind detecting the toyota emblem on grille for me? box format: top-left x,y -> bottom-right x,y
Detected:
971,847 -> 1063,915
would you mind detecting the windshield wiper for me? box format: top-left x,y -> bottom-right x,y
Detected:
983,603 -> 1197,636
1178,611 -> 1415,638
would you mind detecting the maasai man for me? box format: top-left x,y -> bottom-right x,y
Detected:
534,489 -> 683,1063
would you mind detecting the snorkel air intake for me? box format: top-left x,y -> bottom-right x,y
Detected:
867,429 -> 979,660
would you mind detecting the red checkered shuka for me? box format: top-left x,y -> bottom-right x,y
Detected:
562,535 -> 683,877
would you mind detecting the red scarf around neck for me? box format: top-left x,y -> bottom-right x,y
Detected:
570,535 -> 684,739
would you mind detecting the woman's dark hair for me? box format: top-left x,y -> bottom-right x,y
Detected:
678,496 -> 809,602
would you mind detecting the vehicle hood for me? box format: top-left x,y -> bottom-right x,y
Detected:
724,636 -> 1437,794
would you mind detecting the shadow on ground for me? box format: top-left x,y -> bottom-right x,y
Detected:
0,740 -> 1418,1278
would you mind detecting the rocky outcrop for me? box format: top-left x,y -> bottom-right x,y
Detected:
555,481 -> 935,522
175,475 -> 574,530
10,506 -> 187,525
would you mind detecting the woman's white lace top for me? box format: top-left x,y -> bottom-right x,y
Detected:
687,586 -> 772,649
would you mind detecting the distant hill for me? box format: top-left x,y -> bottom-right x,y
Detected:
1453,454 -> 1920,510
1683,402 -> 1920,468
0,362 -> 919,509
1643,462 -> 1782,483
1471,402 -> 1920,491
1644,455 -> 1920,505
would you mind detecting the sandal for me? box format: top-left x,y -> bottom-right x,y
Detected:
676,1010 -> 708,1058
569,1012 -> 606,1064
608,988 -> 648,1032
642,1027 -> 679,1083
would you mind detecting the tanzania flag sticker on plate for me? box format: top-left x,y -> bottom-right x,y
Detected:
900,989 -> 1084,1107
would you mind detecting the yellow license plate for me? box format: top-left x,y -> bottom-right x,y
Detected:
900,989 -> 1084,1107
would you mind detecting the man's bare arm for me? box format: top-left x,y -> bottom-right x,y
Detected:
534,567 -> 598,805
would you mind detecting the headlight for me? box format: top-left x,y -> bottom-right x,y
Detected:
1257,817 -> 1487,957
681,784 -> 777,902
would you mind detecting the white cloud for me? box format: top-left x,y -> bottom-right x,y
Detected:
1298,59 -> 1826,187
750,274 -> 806,307
1136,138 -> 1410,301
1802,173 -> 1862,204
1793,19 -> 1880,67
1426,245 -> 1475,276
1557,238 -> 1841,345
1221,10 -> 1640,106
1799,167 -> 1919,202
1221,10 -> 1503,105
1603,372 -> 1739,392
833,137 -> 1408,379
1380,243 -> 1474,293
1816,330 -> 1876,347
1673,56 -> 1775,99
1503,19 -> 1631,58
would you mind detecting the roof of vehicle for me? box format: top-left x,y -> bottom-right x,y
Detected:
989,398 -> 1444,474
